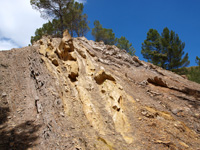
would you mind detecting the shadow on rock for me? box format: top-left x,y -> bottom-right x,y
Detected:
0,107 -> 41,150
176,96 -> 200,109
0,107 -> 10,125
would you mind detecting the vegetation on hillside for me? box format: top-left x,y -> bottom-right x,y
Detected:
116,36 -> 135,56
196,56 -> 200,66
172,66 -> 200,84
173,57 -> 200,84
31,0 -> 71,32
91,20 -> 115,45
141,28 -> 190,70
92,20 -> 135,55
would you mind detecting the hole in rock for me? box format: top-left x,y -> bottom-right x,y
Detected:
68,73 -> 78,82
118,96 -> 122,104
112,106 -> 120,112
52,59 -> 59,66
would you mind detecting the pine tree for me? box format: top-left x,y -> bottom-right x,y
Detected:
160,27 -> 190,70
142,28 -> 190,70
30,0 -> 89,44
92,21 -> 136,55
116,36 -> 135,56
31,19 -> 61,44
92,20 -> 116,45
196,56 -> 200,67
63,1 -> 90,37
91,20 -> 103,42
30,0 -> 71,32
141,29 -> 166,67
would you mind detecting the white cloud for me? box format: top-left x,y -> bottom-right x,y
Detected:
0,0 -> 87,50
0,0 -> 46,49
0,39 -> 18,50
75,0 -> 87,4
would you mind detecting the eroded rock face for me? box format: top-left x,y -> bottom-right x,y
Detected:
0,31 -> 200,150
57,30 -> 74,60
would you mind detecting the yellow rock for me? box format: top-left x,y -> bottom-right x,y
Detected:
94,70 -> 115,85
66,61 -> 79,81
179,141 -> 189,148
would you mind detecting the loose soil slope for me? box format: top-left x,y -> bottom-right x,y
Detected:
0,31 -> 200,150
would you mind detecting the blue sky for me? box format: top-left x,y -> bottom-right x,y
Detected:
0,0 -> 199,66
83,0 -> 200,66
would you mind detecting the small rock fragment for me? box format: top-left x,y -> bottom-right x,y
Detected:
2,92 -> 7,97
60,112 -> 65,117
35,99 -> 42,113
171,108 -> 183,116
136,98 -> 140,102
147,76 -> 168,87
194,113 -> 200,119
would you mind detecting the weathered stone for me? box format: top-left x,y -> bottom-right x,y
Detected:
52,59 -> 59,66
75,45 -> 87,59
147,76 -> 168,87
66,61 -> 79,82
35,100 -> 42,113
60,112 -> 65,117
194,113 -> 200,119
94,70 -> 115,84
2,92 -> 7,97
1,31 -> 200,150
57,30 -> 74,60
181,75 -> 188,79
68,52 -> 77,61
132,56 -> 143,65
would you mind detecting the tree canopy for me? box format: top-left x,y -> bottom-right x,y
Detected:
30,0 -> 71,32
30,0 -> 89,44
64,1 -> 90,37
31,19 -> 61,44
142,27 -> 190,70
141,29 -> 165,67
92,20 -> 116,45
196,56 -> 200,67
92,20 -> 135,55
116,36 -> 135,56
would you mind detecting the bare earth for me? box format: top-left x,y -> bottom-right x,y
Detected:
0,32 -> 200,150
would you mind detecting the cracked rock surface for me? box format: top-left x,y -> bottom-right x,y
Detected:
0,31 -> 200,150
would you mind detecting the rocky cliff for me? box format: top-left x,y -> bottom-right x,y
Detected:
0,31 -> 200,150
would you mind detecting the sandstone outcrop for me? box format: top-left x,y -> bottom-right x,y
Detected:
0,30 -> 200,150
